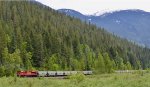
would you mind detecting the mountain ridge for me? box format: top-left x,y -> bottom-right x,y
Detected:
58,9 -> 150,47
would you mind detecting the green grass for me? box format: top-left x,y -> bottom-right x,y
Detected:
0,73 -> 150,87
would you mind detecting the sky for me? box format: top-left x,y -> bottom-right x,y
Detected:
36,0 -> 150,15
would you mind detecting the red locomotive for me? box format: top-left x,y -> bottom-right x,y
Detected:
17,71 -> 38,77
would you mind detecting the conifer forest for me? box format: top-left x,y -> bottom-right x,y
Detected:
0,1 -> 150,76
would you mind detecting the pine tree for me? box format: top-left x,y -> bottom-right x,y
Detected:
125,61 -> 132,70
0,66 -> 5,77
95,52 -> 105,73
103,53 -> 113,73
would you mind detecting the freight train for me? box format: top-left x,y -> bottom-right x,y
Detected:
17,71 -> 93,77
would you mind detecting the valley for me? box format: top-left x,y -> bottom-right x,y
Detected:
0,1 -> 150,87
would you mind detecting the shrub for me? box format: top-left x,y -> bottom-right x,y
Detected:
69,73 -> 85,83
0,66 -> 5,77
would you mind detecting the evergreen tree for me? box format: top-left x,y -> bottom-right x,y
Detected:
103,53 -> 113,73
0,66 -> 5,77
125,62 -> 132,70
95,53 -> 105,73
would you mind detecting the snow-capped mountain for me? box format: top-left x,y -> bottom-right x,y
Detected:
58,9 -> 150,47
58,9 -> 88,21
92,10 -> 114,16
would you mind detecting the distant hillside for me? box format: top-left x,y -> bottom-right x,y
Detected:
0,1 -> 150,76
58,9 -> 150,47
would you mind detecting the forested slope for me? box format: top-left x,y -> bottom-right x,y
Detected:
0,1 -> 150,76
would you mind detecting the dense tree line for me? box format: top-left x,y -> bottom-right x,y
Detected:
0,1 -> 150,76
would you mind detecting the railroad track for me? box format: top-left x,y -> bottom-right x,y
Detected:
115,70 -> 147,73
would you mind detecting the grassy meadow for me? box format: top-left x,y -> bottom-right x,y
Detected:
0,72 -> 150,87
